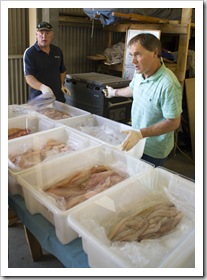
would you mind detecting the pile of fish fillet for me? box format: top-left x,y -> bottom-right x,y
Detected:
38,108 -> 70,120
8,128 -> 31,140
45,164 -> 128,210
9,139 -> 72,169
107,195 -> 183,242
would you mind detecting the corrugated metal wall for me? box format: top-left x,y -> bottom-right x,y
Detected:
59,25 -> 105,74
8,8 -> 29,105
8,8 -> 125,105
8,55 -> 28,104
8,9 -> 29,54
59,8 -> 85,16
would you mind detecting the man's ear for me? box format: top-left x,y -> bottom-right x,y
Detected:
153,47 -> 159,57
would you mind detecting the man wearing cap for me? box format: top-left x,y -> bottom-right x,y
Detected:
23,21 -> 70,103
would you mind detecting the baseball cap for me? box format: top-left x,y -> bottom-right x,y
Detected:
37,22 -> 53,31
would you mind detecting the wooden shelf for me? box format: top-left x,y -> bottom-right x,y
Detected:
104,8 -> 193,86
87,55 -> 106,61
85,9 -> 192,86
105,23 -> 189,35
100,61 -> 176,76
112,11 -> 181,25
59,15 -> 102,28
100,63 -> 123,72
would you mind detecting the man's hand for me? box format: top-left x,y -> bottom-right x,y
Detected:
61,85 -> 71,96
40,84 -> 55,98
102,85 -> 117,98
28,84 -> 55,108
121,129 -> 143,151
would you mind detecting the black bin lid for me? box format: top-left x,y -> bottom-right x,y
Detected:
70,72 -> 131,87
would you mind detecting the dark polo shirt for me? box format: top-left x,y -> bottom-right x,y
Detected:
23,42 -> 66,103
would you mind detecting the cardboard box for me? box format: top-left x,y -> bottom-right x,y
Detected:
185,78 -> 195,160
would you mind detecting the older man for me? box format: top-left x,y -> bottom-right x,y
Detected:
23,21 -> 70,103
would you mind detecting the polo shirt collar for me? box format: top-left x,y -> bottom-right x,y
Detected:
34,42 -> 41,51
140,62 -> 165,82
33,42 -> 53,53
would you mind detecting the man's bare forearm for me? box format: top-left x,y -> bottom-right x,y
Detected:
25,75 -> 43,91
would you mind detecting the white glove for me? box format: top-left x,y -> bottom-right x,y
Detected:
40,84 -> 55,99
121,129 -> 143,151
102,85 -> 117,98
61,85 -> 71,96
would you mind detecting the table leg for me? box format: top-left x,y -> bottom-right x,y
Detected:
8,207 -> 20,226
23,225 -> 43,261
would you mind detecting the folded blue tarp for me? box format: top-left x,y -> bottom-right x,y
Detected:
83,8 -> 194,26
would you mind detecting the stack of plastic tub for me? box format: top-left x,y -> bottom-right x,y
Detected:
67,167 -> 195,268
16,145 -> 153,244
7,109 -> 62,195
8,126 -> 101,197
8,102 -> 90,197
59,114 -> 146,159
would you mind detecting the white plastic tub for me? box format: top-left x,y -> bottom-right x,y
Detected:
68,167 -> 195,268
35,101 -> 90,121
8,113 -> 61,141
60,114 -> 146,158
8,126 -> 100,196
8,104 -> 33,118
16,145 -> 153,244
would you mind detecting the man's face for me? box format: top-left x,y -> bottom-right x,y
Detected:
36,30 -> 53,48
129,41 -> 158,77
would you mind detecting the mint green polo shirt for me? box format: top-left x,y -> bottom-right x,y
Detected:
129,63 -> 182,158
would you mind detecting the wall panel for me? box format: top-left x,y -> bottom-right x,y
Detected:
59,8 -> 85,16
59,25 -> 105,74
8,8 -> 29,55
8,8 -> 29,104
8,56 -> 28,104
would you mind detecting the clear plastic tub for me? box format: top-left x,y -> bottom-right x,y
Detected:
8,104 -> 34,119
33,100 -> 90,121
8,126 -> 100,196
68,167 -> 195,268
17,145 -> 153,244
60,114 -> 146,158
8,113 -> 62,141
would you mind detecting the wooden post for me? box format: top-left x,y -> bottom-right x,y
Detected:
105,31 -> 113,48
176,8 -> 192,87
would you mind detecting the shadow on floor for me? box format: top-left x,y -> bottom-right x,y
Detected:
163,150 -> 195,180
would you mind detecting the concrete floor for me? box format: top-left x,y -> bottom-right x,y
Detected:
8,222 -> 64,268
8,150 -> 195,269
162,150 -> 195,180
